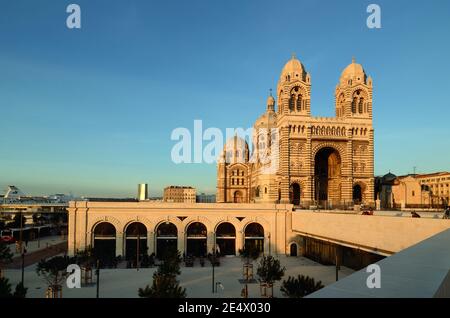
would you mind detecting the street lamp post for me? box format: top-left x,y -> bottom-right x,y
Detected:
136,232 -> 140,271
335,247 -> 339,282
96,260 -> 100,298
19,212 -> 25,285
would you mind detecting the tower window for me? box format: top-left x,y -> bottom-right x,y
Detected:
296,95 -> 302,111
352,98 -> 357,113
289,95 -> 295,111
358,98 -> 364,114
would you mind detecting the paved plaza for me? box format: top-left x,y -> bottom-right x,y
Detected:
3,256 -> 354,298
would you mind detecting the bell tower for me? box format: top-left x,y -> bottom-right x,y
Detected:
277,54 -> 311,117
335,57 -> 373,119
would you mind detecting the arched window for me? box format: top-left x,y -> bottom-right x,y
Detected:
296,94 -> 302,111
289,95 -> 295,111
352,97 -> 357,113
358,98 -> 364,114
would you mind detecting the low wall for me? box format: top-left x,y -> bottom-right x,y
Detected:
307,229 -> 450,298
292,211 -> 450,254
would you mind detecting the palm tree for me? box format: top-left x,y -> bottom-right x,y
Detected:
280,275 -> 324,298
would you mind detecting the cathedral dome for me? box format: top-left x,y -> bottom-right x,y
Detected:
340,58 -> 367,83
280,54 -> 305,82
220,135 -> 249,164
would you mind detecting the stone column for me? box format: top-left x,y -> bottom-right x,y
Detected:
68,208 -> 76,256
147,231 -> 155,255
116,232 -> 124,257
207,231 -> 215,254
178,231 -> 185,255
236,230 -> 244,255
265,233 -> 271,256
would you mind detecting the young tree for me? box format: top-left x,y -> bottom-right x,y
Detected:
138,248 -> 186,298
158,248 -> 182,277
0,277 -> 12,298
138,272 -> 186,298
238,245 -> 260,264
36,255 -> 75,297
0,241 -> 13,278
280,275 -> 324,298
0,278 -> 28,298
256,255 -> 285,296
13,282 -> 27,298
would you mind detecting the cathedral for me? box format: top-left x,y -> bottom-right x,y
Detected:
217,55 -> 375,208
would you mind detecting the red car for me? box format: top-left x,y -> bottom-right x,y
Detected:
0,233 -> 16,244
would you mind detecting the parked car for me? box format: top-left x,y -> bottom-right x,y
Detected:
0,234 -> 16,244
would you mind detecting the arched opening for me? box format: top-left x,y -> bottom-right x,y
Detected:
314,147 -> 342,204
186,222 -> 207,257
234,191 -> 243,203
353,184 -> 363,204
156,222 -> 178,259
125,222 -> 147,262
244,223 -> 264,254
296,94 -> 302,111
289,183 -> 301,206
290,243 -> 298,257
289,95 -> 295,111
215,222 -> 236,256
92,222 -> 116,266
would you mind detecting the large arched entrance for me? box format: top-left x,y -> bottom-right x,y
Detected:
290,183 -> 301,206
234,191 -> 243,203
125,222 -> 147,262
156,222 -> 178,259
353,184 -> 363,204
314,147 -> 342,204
92,222 -> 116,265
244,222 -> 264,254
186,222 -> 207,257
215,222 -> 236,256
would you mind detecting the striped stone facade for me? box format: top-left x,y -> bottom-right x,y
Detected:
217,56 -> 375,207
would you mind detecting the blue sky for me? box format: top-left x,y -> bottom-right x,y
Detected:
1,0 -> 449,197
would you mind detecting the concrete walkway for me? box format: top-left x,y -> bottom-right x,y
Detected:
3,256 -> 353,298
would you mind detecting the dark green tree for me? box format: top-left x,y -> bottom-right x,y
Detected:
13,282 -> 27,298
36,255 -> 75,292
256,255 -> 285,296
138,249 -> 185,298
158,248 -> 182,277
0,277 -> 12,298
257,255 -> 285,285
238,245 -> 260,264
280,275 -> 324,298
0,241 -> 13,278
138,272 -> 186,298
